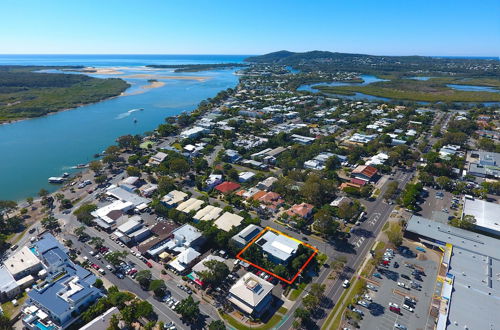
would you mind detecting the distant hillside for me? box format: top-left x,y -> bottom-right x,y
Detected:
245,51 -> 500,77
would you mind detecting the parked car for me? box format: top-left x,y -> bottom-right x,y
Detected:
394,323 -> 407,330
373,273 -> 382,279
358,300 -> 370,308
397,282 -> 409,289
146,261 -> 153,268
342,280 -> 350,288
404,296 -> 417,305
389,306 -> 401,313
366,284 -> 378,291
401,274 -> 411,280
402,304 -> 414,312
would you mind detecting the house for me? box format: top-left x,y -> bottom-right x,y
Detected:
214,212 -> 244,232
193,205 -> 223,222
165,224 -> 204,253
113,216 -> 151,244
351,165 -> 378,182
225,149 -> 242,163
138,183 -> 157,197
168,248 -> 201,274
176,198 -> 204,213
227,272 -> 274,317
161,190 -> 188,207
80,307 -> 120,330
205,174 -> 223,189
286,203 -> 314,219
106,186 -> 151,209
180,126 -> 208,139
258,192 -> 285,212
256,177 -> 278,191
257,231 -> 300,264
365,152 -> 389,166
5,246 -> 43,281
0,267 -> 20,302
238,171 -> 256,183
291,134 -> 315,145
231,225 -> 263,248
304,152 -> 334,170
215,181 -> 241,194
148,152 -> 168,165
91,200 -> 134,230
330,196 -> 353,207
348,133 -> 377,144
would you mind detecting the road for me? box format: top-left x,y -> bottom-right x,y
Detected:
276,169 -> 414,330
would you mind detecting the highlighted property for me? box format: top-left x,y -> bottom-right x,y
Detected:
236,226 -> 318,284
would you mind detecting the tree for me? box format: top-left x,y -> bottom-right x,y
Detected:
0,314 -> 13,330
436,176 -> 452,191
107,314 -> 120,330
38,189 -> 49,198
41,216 -> 60,231
135,270 -> 152,289
26,197 -> 34,206
0,200 -> 17,220
149,279 -> 167,298
170,158 -> 190,176
309,283 -> 326,300
175,295 -> 200,324
126,166 -> 141,177
89,237 -> 105,249
208,320 -> 226,330
294,307 -> 310,325
313,209 -> 339,237
74,225 -> 86,238
94,278 -> 104,289
198,259 -> 230,287
89,161 -> 103,174
135,300 -> 154,318
105,251 -> 128,266
73,203 -> 97,225
302,294 -> 319,310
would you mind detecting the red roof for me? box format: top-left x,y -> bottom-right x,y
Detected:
215,181 -> 241,193
350,178 -> 367,186
286,203 -> 314,218
352,165 -> 378,178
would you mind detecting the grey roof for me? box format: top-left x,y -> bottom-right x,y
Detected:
257,231 -> 299,262
462,198 -> 500,234
406,216 -> 500,257
232,224 -> 263,246
107,186 -> 150,207
0,267 -> 18,294
406,215 -> 500,330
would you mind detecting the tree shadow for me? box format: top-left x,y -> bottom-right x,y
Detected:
368,302 -> 385,316
350,228 -> 373,238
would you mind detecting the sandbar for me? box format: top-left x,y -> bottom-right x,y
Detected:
122,74 -> 209,81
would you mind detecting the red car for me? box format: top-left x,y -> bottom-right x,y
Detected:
91,264 -> 100,270
389,306 -> 401,313
146,261 -> 153,268
128,268 -> 138,276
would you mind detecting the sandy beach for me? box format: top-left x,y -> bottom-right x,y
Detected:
76,67 -> 124,75
122,74 -> 209,81
142,81 -> 166,89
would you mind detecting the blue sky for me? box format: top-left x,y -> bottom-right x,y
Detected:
1,0 -> 498,56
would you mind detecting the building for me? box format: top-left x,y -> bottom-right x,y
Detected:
113,216 -> 151,244
330,196 -> 353,207
165,224 -> 204,253
256,231 -> 300,264
291,134 -> 315,145
91,200 -> 134,230
238,171 -> 256,183
225,149 -> 242,163
468,150 -> 500,178
214,212 -> 244,232
106,186 -> 151,209
404,216 -> 500,330
0,267 -> 20,301
23,234 -> 101,329
180,126 -> 209,139
80,307 -> 120,330
304,152 -> 335,170
348,133 -> 377,144
227,272 -> 274,317
351,165 -> 378,182
461,197 -> 500,236
4,246 -> 43,280
168,248 -> 201,274
205,174 -> 223,189
365,152 -> 389,166
256,177 -> 278,191
286,203 -> 314,219
161,190 -> 188,207
148,152 -> 168,165
176,198 -> 204,213
232,225 -> 263,248
215,181 -> 241,194
187,254 -> 226,287
193,205 -> 223,222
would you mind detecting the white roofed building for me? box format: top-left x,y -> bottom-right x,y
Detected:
227,272 -> 274,317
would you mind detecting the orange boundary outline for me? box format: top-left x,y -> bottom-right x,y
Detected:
235,226 -> 318,284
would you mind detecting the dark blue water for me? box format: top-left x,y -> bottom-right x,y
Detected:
0,55 -> 243,201
446,84 -> 499,92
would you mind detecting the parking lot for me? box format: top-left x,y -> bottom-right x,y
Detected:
358,246 -> 439,330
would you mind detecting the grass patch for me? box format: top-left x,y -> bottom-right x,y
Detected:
289,282 -> 307,301
1,291 -> 28,318
140,141 -> 155,149
278,307 -> 288,314
382,222 -> 389,231
222,312 -> 282,330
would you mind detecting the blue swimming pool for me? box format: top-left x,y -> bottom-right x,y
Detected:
35,320 -> 55,330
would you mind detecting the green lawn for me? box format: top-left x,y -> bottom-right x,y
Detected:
289,282 -> 307,301
1,291 -> 28,318
278,307 -> 288,314
222,313 -> 282,330
140,141 -> 155,149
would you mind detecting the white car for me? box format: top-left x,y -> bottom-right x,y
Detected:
402,304 -> 414,312
388,302 -> 399,308
342,280 -> 350,288
106,265 -> 113,271
363,294 -> 372,301
366,284 -> 377,291
397,282 -> 409,289
358,300 -> 370,308
394,323 -> 407,330
89,251 -> 95,256
83,256 -> 88,261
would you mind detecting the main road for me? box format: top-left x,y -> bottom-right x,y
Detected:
275,169 -> 414,330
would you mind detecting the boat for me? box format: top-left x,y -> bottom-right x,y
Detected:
62,172 -> 69,178
133,118 -> 138,123
74,164 -> 88,169
48,177 -> 64,184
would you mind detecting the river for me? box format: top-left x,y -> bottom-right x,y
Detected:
0,55 -> 246,201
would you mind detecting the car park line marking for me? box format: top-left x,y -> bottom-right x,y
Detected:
392,289 -> 418,301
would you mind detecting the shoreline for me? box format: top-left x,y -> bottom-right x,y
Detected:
122,74 -> 209,81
